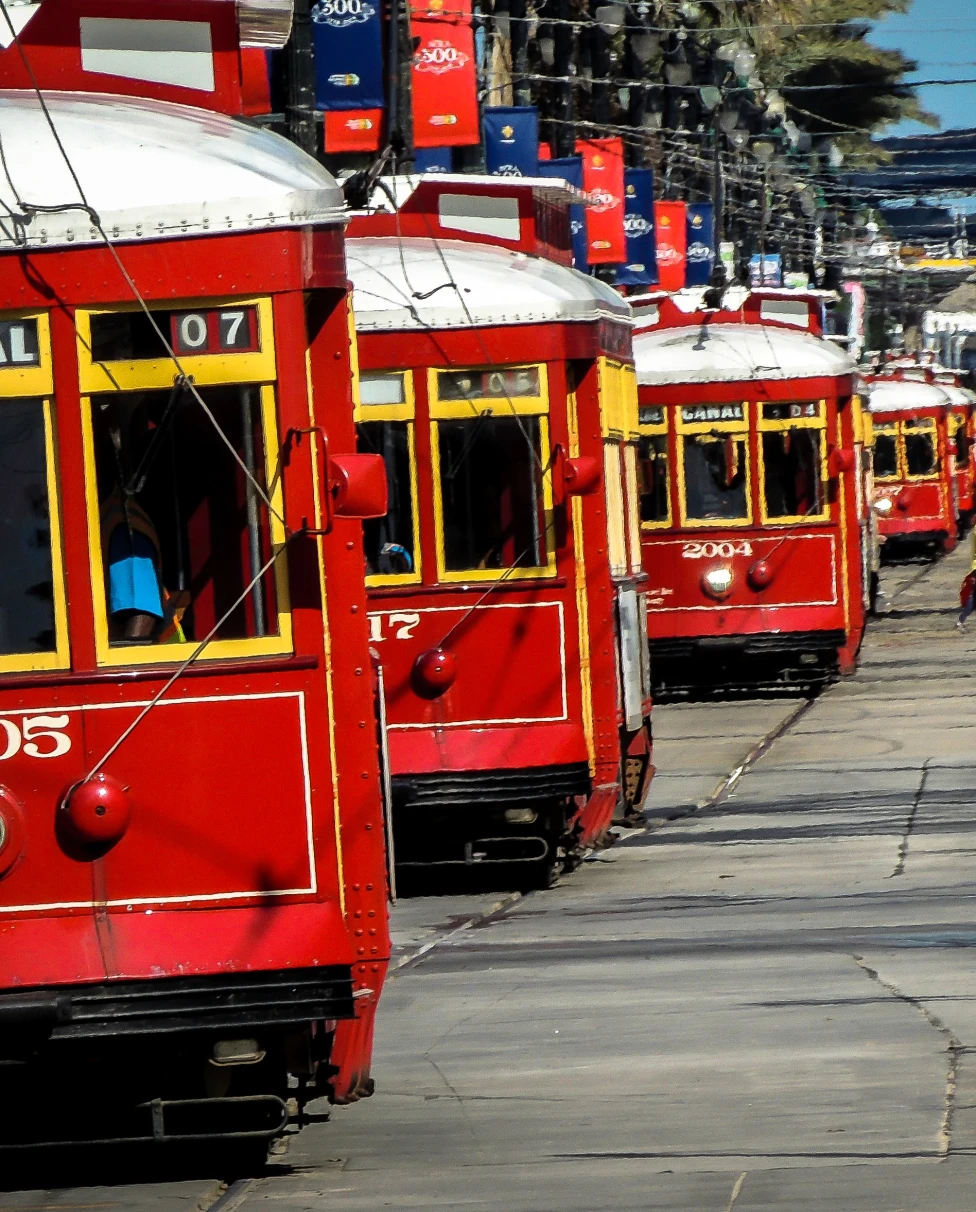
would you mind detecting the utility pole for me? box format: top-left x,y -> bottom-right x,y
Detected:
553,0 -> 574,157
510,0 -> 530,107
285,0 -> 317,156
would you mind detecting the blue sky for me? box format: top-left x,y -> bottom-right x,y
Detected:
870,0 -> 976,132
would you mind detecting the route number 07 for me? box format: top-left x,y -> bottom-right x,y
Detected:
681,540 -> 753,560
0,715 -> 72,760
368,613 -> 421,642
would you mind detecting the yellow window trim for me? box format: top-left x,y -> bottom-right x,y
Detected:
598,358 -> 637,440
359,401 -> 415,422
428,364 -> 548,419
0,310 -> 54,397
567,389 -> 595,776
622,364 -> 640,440
364,421 -> 423,588
82,382 -> 293,668
872,423 -> 900,481
430,413 -> 557,583
355,369 -> 415,423
347,299 -> 362,417
676,432 -> 753,528
756,420 -> 830,526
305,350 -> 345,916
75,296 -> 277,393
899,418 -> 941,483
757,399 -> 826,430
623,442 -> 643,573
0,397 -> 70,674
604,442 -> 628,577
0,312 -> 69,672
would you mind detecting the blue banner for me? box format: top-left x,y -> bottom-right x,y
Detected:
616,168 -> 658,286
484,107 -> 539,177
415,147 -> 453,173
311,0 -> 385,111
685,203 -> 715,286
538,156 -> 588,270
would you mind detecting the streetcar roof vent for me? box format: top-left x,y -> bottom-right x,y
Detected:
347,236 -> 633,332
0,89 -> 346,252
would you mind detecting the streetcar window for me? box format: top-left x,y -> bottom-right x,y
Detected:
357,421 -> 416,577
90,385 -> 279,646
873,430 -> 898,478
0,399 -> 57,655
954,420 -> 969,469
637,434 -> 669,523
903,420 -> 938,477
682,435 -> 749,522
762,429 -> 824,519
437,416 -> 548,573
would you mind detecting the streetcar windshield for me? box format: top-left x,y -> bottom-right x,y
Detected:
358,420 -> 416,577
682,435 -> 749,522
873,429 -> 898,478
0,398 -> 57,655
90,385 -> 280,646
637,434 -> 669,523
903,420 -> 938,477
762,429 -> 824,519
436,415 -> 548,573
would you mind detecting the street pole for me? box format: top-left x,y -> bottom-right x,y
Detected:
553,0 -> 574,156
510,0 -> 530,107
285,0 -> 317,156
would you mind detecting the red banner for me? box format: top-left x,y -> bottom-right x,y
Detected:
324,109 -> 383,153
409,0 -> 479,148
576,137 -> 625,264
654,201 -> 688,291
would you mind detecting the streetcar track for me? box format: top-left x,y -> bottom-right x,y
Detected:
199,1178 -> 260,1212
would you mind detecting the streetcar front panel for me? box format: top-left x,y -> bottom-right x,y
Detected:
634,317 -> 867,688
348,232 -> 653,876
0,93 -> 390,1146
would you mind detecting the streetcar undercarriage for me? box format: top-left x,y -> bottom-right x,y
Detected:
0,967 -> 355,1149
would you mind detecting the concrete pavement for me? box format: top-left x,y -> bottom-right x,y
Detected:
5,543 -> 976,1210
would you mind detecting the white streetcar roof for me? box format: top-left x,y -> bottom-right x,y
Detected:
868,379 -> 954,413
937,382 -> 974,406
0,90 -> 345,251
348,236 -> 632,332
633,322 -> 855,386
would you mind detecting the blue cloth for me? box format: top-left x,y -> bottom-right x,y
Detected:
484,106 -> 539,177
617,167 -> 658,285
685,203 -> 716,286
108,529 -> 164,618
415,147 -> 453,173
311,0 -> 385,111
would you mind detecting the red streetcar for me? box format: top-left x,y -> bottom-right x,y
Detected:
867,376 -> 958,555
934,374 -> 976,525
632,290 -> 870,691
0,91 -> 390,1150
345,177 -> 653,883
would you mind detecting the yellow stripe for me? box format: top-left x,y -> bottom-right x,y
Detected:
306,350 -> 345,917
567,389 -> 595,775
